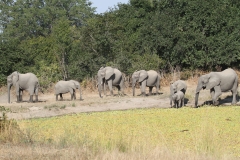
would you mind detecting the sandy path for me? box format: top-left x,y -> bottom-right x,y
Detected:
0,85 -> 238,120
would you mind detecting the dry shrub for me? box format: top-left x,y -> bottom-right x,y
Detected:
81,77 -> 97,93
0,112 -> 24,143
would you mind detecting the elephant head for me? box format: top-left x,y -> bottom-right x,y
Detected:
132,70 -> 148,96
195,74 -> 220,107
97,67 -> 114,98
7,71 -> 19,103
69,80 -> 83,100
170,80 -> 186,94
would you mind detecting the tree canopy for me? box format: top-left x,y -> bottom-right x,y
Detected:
1,0 -> 240,86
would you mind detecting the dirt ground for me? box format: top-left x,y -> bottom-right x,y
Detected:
0,81 -> 239,120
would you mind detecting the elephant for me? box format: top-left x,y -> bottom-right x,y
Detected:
172,91 -> 184,108
170,80 -> 187,107
7,71 -> 39,103
195,68 -> 238,108
132,70 -> 161,96
97,66 -> 124,98
55,80 -> 83,101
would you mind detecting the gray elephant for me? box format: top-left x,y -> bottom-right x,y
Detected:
7,71 -> 39,103
55,80 -> 83,101
195,68 -> 238,107
170,80 -> 187,107
132,70 -> 161,96
97,66 -> 124,98
172,91 -> 184,108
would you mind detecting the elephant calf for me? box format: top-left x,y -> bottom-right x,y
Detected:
172,91 -> 184,108
170,80 -> 187,107
55,80 -> 83,101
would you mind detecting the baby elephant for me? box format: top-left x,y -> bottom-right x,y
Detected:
172,91 -> 184,108
55,80 -> 83,101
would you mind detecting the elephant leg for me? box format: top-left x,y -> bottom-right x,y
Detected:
149,87 -> 153,96
231,90 -> 237,104
69,89 -> 74,100
116,86 -> 121,96
213,86 -> 222,105
73,90 -> 76,100
60,93 -> 63,101
56,95 -> 59,101
16,96 -> 20,103
104,82 -> 107,96
29,95 -> 33,103
141,81 -> 147,96
16,85 -> 21,103
231,78 -> 238,104
210,88 -> 215,105
35,87 -> 38,102
19,89 -> 23,102
108,80 -> 113,96
155,83 -> 160,95
35,95 -> 38,102
182,95 -> 185,106
120,78 -> 124,96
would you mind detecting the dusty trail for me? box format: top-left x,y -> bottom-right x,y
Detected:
0,85 -> 238,120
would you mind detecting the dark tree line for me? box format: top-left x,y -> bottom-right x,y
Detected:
1,0 -> 240,87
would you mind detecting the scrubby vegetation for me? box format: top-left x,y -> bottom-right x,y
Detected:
1,0 -> 240,87
0,107 -> 240,159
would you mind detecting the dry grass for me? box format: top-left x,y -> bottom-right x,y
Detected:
0,144 -> 235,160
0,106 -> 239,160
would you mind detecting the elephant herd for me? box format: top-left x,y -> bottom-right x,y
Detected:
7,68 -> 239,108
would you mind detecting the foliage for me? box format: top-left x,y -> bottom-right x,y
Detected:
1,0 -> 240,86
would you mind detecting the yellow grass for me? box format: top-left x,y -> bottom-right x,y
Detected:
2,106 -> 236,159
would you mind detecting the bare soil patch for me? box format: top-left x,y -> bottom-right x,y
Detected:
0,82 -> 239,120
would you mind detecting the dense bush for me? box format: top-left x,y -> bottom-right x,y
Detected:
1,0 -> 240,86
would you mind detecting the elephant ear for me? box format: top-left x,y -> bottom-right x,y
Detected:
139,70 -> 148,82
206,77 -> 220,90
12,71 -> 19,82
105,67 -> 114,80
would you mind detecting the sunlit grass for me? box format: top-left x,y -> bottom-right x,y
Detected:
17,106 -> 240,158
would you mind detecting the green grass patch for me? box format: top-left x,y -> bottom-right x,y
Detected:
17,106 -> 240,158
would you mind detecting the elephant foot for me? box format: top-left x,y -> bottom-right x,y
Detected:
213,101 -> 219,106
19,95 -> 23,102
29,95 -> 33,103
16,96 -> 20,102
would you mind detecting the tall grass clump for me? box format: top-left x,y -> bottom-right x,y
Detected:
0,112 -> 23,143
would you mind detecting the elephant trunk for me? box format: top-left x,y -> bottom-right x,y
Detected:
194,84 -> 202,108
98,79 -> 103,98
8,84 -> 12,103
132,79 -> 136,96
195,92 -> 200,108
